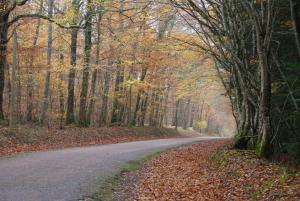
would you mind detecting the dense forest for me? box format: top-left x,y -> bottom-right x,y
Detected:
173,0 -> 300,159
0,0 -> 234,136
0,0 -> 299,160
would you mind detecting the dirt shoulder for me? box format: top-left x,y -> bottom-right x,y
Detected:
0,125 -> 186,156
115,139 -> 300,201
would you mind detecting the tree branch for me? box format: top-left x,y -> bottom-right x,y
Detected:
8,13 -> 80,29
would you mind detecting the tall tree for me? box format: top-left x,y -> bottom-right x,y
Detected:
9,29 -> 18,129
26,0 -> 43,121
111,0 -> 126,124
99,15 -> 113,126
290,0 -> 300,59
88,10 -> 103,125
66,0 -> 81,125
78,0 -> 93,126
0,0 -> 30,120
39,0 -> 54,125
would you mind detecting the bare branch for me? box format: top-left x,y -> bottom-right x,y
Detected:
8,14 -> 80,29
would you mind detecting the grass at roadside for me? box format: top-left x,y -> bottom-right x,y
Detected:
79,147 -> 178,201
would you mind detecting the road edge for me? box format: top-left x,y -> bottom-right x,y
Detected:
78,145 -> 186,201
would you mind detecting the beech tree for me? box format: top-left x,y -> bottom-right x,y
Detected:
0,0 -> 250,157
172,0 -> 300,158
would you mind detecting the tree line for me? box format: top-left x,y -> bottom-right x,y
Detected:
173,0 -> 300,158
0,0 -> 234,135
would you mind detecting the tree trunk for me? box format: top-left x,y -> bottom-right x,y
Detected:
189,104 -> 195,127
111,0 -> 125,124
139,92 -> 148,126
0,13 -> 10,120
26,0 -> 43,122
39,0 -> 54,125
183,98 -> 191,129
174,100 -> 179,131
132,67 -> 147,125
159,87 -> 170,127
66,28 -> 78,124
66,0 -> 80,125
290,0 -> 300,59
88,12 -> 102,125
256,33 -> 272,157
99,68 -> 110,126
58,53 -> 65,129
111,63 -> 124,124
149,89 -> 157,126
99,16 -> 113,126
78,0 -> 93,126
9,30 -> 18,129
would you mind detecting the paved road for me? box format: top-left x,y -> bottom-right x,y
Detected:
0,136 -> 220,201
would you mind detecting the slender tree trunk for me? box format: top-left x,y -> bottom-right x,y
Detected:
99,68 -> 110,126
78,0 -> 93,126
132,67 -> 147,125
290,0 -> 300,59
0,13 -> 10,120
159,87 -> 170,127
66,28 -> 78,124
39,0 -> 54,125
111,63 -> 124,124
126,84 -> 132,125
111,0 -> 125,124
149,89 -> 157,126
88,12 -> 102,125
154,89 -> 163,127
99,16 -> 113,126
66,0 -> 80,125
139,92 -> 148,126
57,52 -> 65,129
174,100 -> 179,131
27,2 -> 42,121
183,98 -> 191,129
256,33 -> 272,157
9,30 -> 18,129
189,104 -> 195,127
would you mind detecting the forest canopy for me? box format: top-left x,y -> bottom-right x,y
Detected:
0,0 -> 235,137
0,0 -> 299,159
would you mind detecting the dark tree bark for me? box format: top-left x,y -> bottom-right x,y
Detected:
111,0 -> 125,124
257,35 -> 272,157
111,63 -> 124,124
183,98 -> 191,129
78,0 -> 93,126
88,12 -> 102,125
174,100 -> 179,130
138,92 -> 148,126
27,0 -> 43,122
66,27 -> 78,124
99,16 -> 113,126
66,0 -> 80,125
39,0 -> 54,125
132,67 -> 147,125
58,53 -> 65,129
99,67 -> 110,126
0,13 -> 10,120
0,0 -> 31,120
9,29 -> 18,129
290,0 -> 300,59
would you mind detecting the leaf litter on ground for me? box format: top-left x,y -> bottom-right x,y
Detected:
130,140 -> 300,201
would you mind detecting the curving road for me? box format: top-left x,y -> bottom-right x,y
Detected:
0,136 -> 219,201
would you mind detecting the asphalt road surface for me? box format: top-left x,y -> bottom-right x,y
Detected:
0,136 -> 220,201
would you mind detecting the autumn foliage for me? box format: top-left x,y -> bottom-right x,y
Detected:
133,140 -> 300,201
